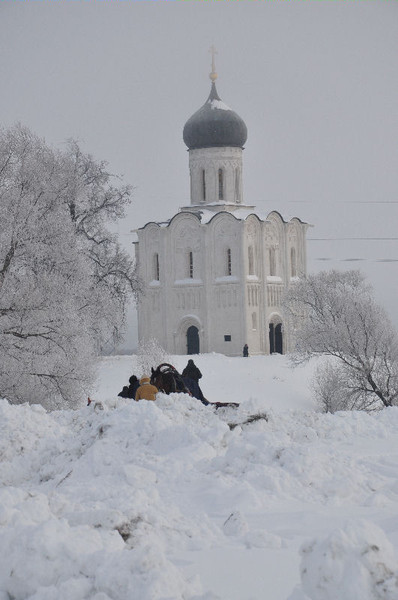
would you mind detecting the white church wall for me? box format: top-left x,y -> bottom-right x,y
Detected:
206,212 -> 246,355
170,216 -> 201,281
245,284 -> 262,354
289,217 -> 309,278
209,283 -> 243,354
166,213 -> 206,354
243,215 -> 264,355
137,197 -> 306,355
262,213 -> 286,354
136,201 -> 308,357
209,212 -> 242,279
136,223 -> 167,350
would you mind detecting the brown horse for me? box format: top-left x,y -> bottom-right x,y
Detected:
151,363 -> 191,395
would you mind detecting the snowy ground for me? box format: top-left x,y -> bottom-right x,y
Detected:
1,353 -> 398,600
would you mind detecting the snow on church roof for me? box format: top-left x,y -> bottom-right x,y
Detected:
208,98 -> 231,111
191,206 -> 262,224
134,205 -> 309,232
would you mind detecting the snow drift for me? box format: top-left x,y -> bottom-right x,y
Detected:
1,353 -> 398,599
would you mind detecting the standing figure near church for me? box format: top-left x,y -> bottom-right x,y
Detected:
243,344 -> 249,357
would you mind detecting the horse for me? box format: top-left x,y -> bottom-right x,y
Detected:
150,363 -> 239,409
151,363 -> 191,395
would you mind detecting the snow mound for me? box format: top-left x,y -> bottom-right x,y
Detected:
2,354 -> 398,599
290,520 -> 398,600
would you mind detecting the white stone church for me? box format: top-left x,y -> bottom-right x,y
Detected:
135,62 -> 309,356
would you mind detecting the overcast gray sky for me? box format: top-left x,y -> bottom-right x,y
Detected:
1,0 -> 398,348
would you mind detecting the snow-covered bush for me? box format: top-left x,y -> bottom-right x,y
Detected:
289,520 -> 398,600
284,270 -> 398,411
136,338 -> 170,377
311,358 -> 384,413
311,359 -> 350,413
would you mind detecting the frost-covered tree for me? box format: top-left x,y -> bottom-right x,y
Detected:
0,124 -> 140,408
284,270 -> 398,411
59,140 -> 140,343
136,338 -> 169,378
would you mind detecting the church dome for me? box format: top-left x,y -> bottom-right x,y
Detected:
183,81 -> 248,150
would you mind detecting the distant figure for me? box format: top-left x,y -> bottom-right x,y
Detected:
135,376 -> 158,402
118,375 -> 140,399
243,344 -> 249,357
182,359 -> 209,405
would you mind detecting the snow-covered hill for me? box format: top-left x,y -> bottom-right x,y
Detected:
1,354 -> 398,599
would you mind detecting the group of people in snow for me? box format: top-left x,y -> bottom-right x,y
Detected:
117,359 -> 206,403
118,374 -> 158,401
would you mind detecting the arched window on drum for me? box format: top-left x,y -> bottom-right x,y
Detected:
218,168 -> 224,201
202,169 -> 206,202
290,247 -> 297,277
153,252 -> 160,281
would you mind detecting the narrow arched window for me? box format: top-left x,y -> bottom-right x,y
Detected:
248,245 -> 254,275
252,312 -> 257,330
290,247 -> 297,277
218,168 -> 224,201
202,169 -> 206,202
269,248 -> 276,276
235,169 -> 240,202
153,253 -> 159,281
188,251 -> 193,278
227,248 -> 232,276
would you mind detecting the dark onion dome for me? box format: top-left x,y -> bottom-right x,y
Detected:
183,82 -> 248,150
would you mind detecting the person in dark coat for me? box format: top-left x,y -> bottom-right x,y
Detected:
182,376 -> 209,406
243,344 -> 249,357
118,375 -> 140,399
182,359 -> 202,382
182,359 -> 208,405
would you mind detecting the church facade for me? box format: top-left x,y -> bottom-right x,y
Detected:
135,64 -> 309,356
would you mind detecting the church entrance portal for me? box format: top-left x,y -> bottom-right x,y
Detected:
187,325 -> 200,355
269,322 -> 283,354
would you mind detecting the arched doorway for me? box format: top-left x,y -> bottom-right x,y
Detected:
187,325 -> 200,354
269,322 -> 283,354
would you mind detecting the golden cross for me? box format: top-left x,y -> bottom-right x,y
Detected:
209,45 -> 218,82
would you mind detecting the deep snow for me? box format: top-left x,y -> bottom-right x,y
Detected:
1,353 -> 398,600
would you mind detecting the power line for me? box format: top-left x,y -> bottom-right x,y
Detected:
313,258 -> 398,263
289,201 -> 398,205
309,237 -> 398,241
